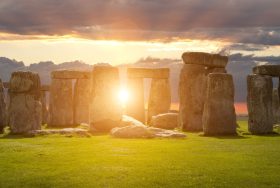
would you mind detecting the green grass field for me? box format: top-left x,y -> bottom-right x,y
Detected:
0,121 -> 280,188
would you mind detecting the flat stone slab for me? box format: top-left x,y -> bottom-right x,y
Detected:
253,65 -> 280,77
127,68 -> 169,79
182,52 -> 228,68
51,70 -> 91,79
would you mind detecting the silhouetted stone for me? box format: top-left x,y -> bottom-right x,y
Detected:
179,64 -> 208,131
253,65 -> 280,77
247,74 -> 273,134
0,79 -> 5,133
49,79 -> 73,126
74,79 -> 91,124
126,78 -> 145,122
182,52 -> 228,68
147,78 -> 171,123
89,66 -> 122,132
203,73 -> 237,135
150,113 -> 178,129
8,71 -> 42,134
272,88 -> 280,124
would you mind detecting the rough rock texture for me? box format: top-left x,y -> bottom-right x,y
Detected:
89,66 -> 122,132
150,113 -> 178,130
120,115 -> 145,127
52,70 -> 91,79
41,91 -> 49,124
147,78 -> 171,123
253,65 -> 280,77
247,74 -> 273,134
272,88 -> 280,124
74,79 -> 91,124
127,68 -> 169,79
182,52 -> 228,68
0,79 -> 6,133
49,79 -> 73,127
126,78 -> 145,122
111,125 -> 186,138
27,128 -> 89,137
203,73 -> 237,135
8,71 -> 42,134
179,64 -> 209,131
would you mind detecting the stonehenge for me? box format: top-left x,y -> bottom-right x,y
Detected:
272,88 -> 280,124
203,73 -> 237,135
0,79 -> 5,133
8,71 -> 42,134
179,52 -> 235,133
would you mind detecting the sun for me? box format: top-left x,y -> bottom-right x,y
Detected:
119,88 -> 129,106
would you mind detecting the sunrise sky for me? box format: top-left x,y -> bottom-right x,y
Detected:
0,0 -> 280,65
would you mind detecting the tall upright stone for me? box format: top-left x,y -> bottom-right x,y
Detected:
203,73 -> 237,135
247,74 -> 273,134
74,79 -> 91,124
89,66 -> 122,132
126,78 -> 145,123
272,88 -> 280,124
0,79 -> 6,133
147,78 -> 171,123
49,78 -> 73,126
179,52 -> 228,131
8,72 -> 42,134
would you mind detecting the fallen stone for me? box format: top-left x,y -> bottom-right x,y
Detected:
247,74 -> 274,134
89,66 -> 122,132
120,115 -> 146,127
182,52 -> 228,68
27,128 -> 89,137
150,113 -> 178,129
203,73 -> 237,135
147,78 -> 171,123
49,79 -> 73,126
8,71 -> 42,134
253,65 -> 280,77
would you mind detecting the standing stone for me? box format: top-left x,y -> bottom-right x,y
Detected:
49,79 -> 73,126
74,79 -> 91,124
89,66 -> 122,132
41,91 -> 49,124
126,78 -> 145,123
147,78 -> 171,123
203,73 -> 237,135
8,72 -> 42,134
247,74 -> 273,134
0,79 -> 6,133
272,88 -> 280,124
179,64 -> 209,131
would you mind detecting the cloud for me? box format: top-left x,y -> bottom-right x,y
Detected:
0,0 -> 280,44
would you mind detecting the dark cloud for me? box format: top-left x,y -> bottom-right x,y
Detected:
0,0 -> 280,44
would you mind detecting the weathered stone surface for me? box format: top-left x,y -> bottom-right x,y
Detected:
27,128 -> 89,137
0,79 -> 6,133
127,68 -> 169,79
247,74 -> 273,134
182,52 -> 228,68
51,70 -> 91,79
41,91 -> 49,124
253,65 -> 280,77
147,78 -> 171,123
150,113 -> 178,130
111,124 -> 186,138
89,66 -> 122,132
74,79 -> 91,124
49,79 -> 73,126
126,78 -> 145,122
120,115 -> 146,127
203,73 -> 237,135
8,72 -> 42,134
272,88 -> 280,124
179,64 -> 209,131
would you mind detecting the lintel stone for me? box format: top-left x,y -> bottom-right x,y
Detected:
51,70 -> 91,79
253,65 -> 280,77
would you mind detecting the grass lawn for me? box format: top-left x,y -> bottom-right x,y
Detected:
0,121 -> 280,188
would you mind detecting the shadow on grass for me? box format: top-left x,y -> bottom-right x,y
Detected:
0,133 -> 33,139
200,134 -> 248,139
